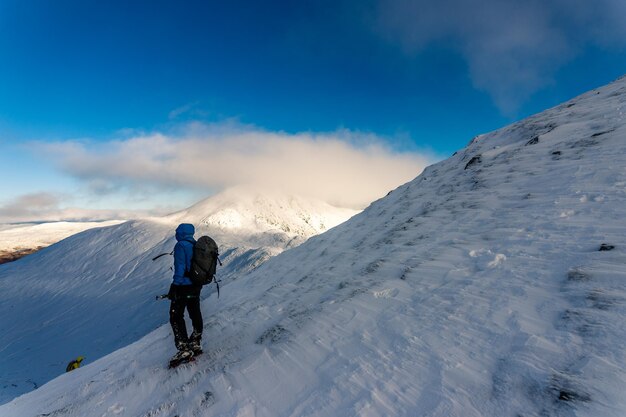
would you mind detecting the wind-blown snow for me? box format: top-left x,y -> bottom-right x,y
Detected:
0,189 -> 357,404
3,76 -> 626,417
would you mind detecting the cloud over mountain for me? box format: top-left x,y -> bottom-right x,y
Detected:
40,123 -> 435,209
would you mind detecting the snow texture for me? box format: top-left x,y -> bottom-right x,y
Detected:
0,189 -> 357,404
2,75 -> 626,416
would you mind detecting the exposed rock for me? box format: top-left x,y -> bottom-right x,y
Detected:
526,136 -> 539,146
464,155 -> 482,170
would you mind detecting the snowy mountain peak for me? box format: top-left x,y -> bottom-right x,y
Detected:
166,186 -> 358,237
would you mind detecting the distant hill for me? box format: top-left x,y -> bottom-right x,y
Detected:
0,221 -> 123,264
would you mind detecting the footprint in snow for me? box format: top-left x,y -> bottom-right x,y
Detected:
469,249 -> 507,269
373,288 -> 399,298
107,403 -> 124,414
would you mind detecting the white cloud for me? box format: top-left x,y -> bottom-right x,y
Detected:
39,123 -> 435,209
0,192 -> 61,219
374,0 -> 626,114
0,192 -> 158,223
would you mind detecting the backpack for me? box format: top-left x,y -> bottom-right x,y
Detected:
187,236 -> 220,286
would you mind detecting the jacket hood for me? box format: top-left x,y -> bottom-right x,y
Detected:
175,223 -> 195,242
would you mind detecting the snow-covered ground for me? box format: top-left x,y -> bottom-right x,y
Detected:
3,75 -> 626,417
0,189 -> 357,405
0,220 -> 124,262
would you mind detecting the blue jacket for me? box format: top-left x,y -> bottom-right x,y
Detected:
172,223 -> 196,286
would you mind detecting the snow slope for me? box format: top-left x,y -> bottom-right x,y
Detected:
0,220 -> 123,263
3,76 -> 626,417
0,189 -> 357,405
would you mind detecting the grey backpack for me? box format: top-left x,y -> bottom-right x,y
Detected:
188,236 -> 220,286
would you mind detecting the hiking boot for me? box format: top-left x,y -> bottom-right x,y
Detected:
189,331 -> 202,355
170,347 -> 193,363
188,340 -> 203,355
175,337 -> 189,350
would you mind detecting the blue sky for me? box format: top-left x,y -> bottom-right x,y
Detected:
1,0 -> 625,222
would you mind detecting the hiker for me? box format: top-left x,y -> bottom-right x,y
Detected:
65,356 -> 84,372
168,223 -> 203,363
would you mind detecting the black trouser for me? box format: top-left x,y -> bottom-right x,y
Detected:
169,284 -> 203,349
